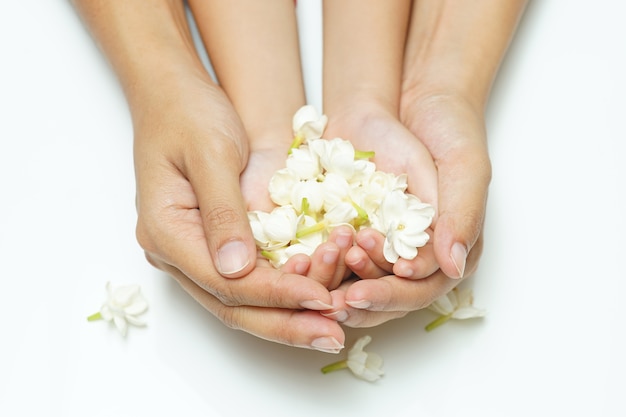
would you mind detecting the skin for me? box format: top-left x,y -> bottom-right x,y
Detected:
320,0 -> 527,328
72,0 -> 348,353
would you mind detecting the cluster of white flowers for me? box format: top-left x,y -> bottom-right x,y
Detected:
248,105 -> 435,268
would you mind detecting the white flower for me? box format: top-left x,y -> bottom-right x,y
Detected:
248,205 -> 299,250
268,168 -> 298,206
425,287 -> 486,331
321,335 -> 384,382
292,105 -> 328,142
285,146 -> 321,180
309,137 -> 357,180
375,190 -> 435,263
88,282 -> 148,336
290,179 -> 325,214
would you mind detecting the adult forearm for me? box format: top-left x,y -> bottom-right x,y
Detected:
72,0 -> 210,122
402,0 -> 527,110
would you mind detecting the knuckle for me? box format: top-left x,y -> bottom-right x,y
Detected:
203,202 -> 243,231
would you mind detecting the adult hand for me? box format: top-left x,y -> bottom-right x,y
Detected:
132,76 -> 345,351
320,96 -> 488,328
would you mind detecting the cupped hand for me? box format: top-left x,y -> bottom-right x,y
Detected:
323,234 -> 483,328
400,91 -> 491,281
324,102 -> 440,280
132,79 -> 344,351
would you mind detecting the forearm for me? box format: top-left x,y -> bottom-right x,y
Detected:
72,0 -> 212,123
322,0 -> 411,115
402,0 -> 527,111
188,0 -> 305,143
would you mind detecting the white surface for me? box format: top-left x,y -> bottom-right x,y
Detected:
1,1 -> 625,416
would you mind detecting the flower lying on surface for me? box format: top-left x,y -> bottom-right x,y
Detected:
425,287 -> 486,331
251,105 -> 434,268
87,282 -> 148,336
321,335 -> 384,382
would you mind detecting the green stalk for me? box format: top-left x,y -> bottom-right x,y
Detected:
87,312 -> 102,322
288,134 -> 304,154
425,314 -> 452,332
321,359 -> 349,374
296,221 -> 327,239
354,150 -> 375,160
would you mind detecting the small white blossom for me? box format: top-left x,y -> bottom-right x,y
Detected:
268,168 -> 298,207
321,335 -> 384,382
248,206 -> 298,250
426,287 -> 486,331
376,190 -> 435,263
286,146 -> 321,180
292,105 -> 328,142
88,282 -> 148,336
309,137 -> 357,180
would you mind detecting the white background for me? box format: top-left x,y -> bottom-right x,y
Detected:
1,1 -> 625,416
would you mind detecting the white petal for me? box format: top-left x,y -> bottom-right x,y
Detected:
268,168 -> 297,206
452,306 -> 487,319
286,147 -> 321,180
112,284 -> 140,306
428,294 -> 454,315
113,315 -> 128,336
125,315 -> 147,327
292,105 -> 327,140
124,297 -> 148,316
382,237 -> 400,263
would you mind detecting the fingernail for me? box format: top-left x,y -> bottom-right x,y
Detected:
450,242 -> 467,279
300,299 -> 334,310
321,310 -> 349,322
336,231 -> 353,249
311,337 -> 344,354
217,240 -> 250,275
359,236 -> 375,251
323,248 -> 339,264
345,299 -> 371,309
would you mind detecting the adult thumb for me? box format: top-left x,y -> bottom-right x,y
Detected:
433,150 -> 491,279
187,143 -> 257,279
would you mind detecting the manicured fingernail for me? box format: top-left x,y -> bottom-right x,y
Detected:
217,240 -> 250,275
450,242 -> 467,279
323,248 -> 339,264
300,299 -> 334,310
321,310 -> 349,322
345,299 -> 371,309
311,337 -> 344,354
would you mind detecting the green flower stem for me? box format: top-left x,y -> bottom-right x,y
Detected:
87,312 -> 102,322
296,221 -> 327,239
350,200 -> 369,227
288,134 -> 304,154
261,250 -> 276,262
425,313 -> 453,332
321,359 -> 349,374
354,150 -> 375,160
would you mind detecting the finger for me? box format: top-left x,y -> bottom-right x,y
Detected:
345,245 -> 388,279
391,228 -> 439,279
353,228 -> 394,273
145,231 -> 334,311
322,284 -> 410,328
433,146 -> 491,279
167,266 -> 346,354
183,116 -> 258,279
